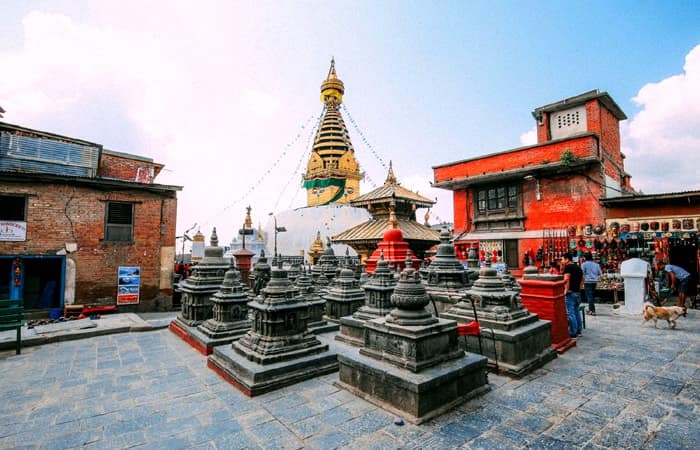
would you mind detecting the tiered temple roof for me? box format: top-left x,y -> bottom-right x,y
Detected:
332,163 -> 439,260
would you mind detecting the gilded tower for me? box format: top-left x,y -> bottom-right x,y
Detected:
303,59 -> 363,207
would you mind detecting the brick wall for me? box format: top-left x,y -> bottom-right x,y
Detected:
434,135 -> 598,184
99,152 -> 164,182
0,181 -> 177,310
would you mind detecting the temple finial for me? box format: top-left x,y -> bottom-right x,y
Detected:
384,160 -> 397,186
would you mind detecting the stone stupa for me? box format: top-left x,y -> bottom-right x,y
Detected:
336,262 -> 489,424
208,265 -> 338,396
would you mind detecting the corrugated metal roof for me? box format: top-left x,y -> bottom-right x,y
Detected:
332,218 -> 440,243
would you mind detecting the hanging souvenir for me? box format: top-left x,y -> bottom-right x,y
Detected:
593,224 -> 605,235
650,221 -> 660,231
672,220 -> 682,230
576,225 -> 584,237
696,218 -> 700,230
584,224 -> 593,236
661,222 -> 669,232
682,218 -> 693,229
631,223 -> 640,232
641,222 -> 649,231
567,226 -> 576,237
586,239 -> 593,249
621,224 -> 630,233
570,239 -> 577,249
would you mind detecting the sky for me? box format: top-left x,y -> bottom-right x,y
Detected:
1,0 -> 699,248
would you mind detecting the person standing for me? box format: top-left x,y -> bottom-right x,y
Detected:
581,252 -> 602,316
562,252 -> 584,337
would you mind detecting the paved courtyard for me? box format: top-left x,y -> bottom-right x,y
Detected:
1,304 -> 699,450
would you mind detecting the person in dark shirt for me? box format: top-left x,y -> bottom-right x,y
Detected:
562,252 -> 584,337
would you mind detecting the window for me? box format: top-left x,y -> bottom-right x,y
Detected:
473,184 -> 524,232
0,195 -> 27,221
476,184 -> 520,215
105,202 -> 134,242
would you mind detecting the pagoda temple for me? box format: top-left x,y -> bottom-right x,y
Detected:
303,58 -> 363,207
332,162 -> 440,262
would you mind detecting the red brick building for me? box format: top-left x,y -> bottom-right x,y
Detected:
0,121 -> 181,312
433,90 -> 632,273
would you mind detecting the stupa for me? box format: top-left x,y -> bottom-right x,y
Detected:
424,228 -> 470,314
208,265 -> 338,396
441,268 -> 557,377
311,239 -> 339,282
261,60 -> 370,258
363,210 -> 421,274
336,264 -> 489,424
296,268 -> 338,334
183,267 -> 252,355
249,250 -> 271,296
170,228 -> 229,345
323,268 -> 366,323
335,251 -> 396,347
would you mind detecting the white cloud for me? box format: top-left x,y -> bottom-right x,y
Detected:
519,126 -> 537,146
622,44 -> 700,193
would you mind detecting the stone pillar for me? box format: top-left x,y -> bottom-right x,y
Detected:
520,273 -> 576,354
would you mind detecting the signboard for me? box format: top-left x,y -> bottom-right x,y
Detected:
117,266 -> 140,305
0,221 -> 27,241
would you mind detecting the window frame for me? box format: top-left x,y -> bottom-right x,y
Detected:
104,201 -> 135,242
475,183 -> 522,217
0,194 -> 28,221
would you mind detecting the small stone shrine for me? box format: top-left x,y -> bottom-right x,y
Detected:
323,268 -> 366,322
442,267 -> 557,377
208,265 -> 337,396
170,228 -> 229,347
184,267 -> 252,355
312,238 -> 339,282
336,251 -> 396,347
296,269 -> 339,334
336,264 -> 489,424
424,228 -> 470,315
250,249 -> 271,295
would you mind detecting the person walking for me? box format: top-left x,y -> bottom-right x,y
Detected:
562,252 -> 584,337
581,252 -> 602,316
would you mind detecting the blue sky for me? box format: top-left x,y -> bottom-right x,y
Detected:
1,1 -> 699,245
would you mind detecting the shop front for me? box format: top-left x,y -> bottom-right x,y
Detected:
0,255 -> 65,311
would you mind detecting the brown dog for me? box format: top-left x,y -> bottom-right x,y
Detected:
642,302 -> 687,329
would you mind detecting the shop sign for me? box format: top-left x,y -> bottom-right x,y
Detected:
117,266 -> 140,305
0,221 -> 27,241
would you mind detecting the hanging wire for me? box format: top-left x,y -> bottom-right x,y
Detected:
201,113 -> 317,226
341,103 -> 388,171
278,107 -> 325,211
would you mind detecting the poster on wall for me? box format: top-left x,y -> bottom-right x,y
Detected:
0,221 -> 27,241
117,266 -> 140,305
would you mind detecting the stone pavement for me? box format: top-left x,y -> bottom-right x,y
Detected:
0,304 -> 698,449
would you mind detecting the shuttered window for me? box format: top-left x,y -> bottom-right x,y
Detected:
105,202 -> 134,242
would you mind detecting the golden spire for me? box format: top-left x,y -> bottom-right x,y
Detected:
244,205 -> 253,229
384,160 -> 397,186
320,57 -> 344,104
257,222 -> 263,240
304,59 -> 362,207
424,210 -> 430,226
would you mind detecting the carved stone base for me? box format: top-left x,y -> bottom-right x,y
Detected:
336,350 -> 489,424
334,315 -> 365,347
208,344 -> 338,396
457,319 -> 558,378
308,320 -> 340,335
